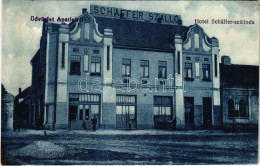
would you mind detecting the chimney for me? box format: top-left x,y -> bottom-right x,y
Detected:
82,8 -> 87,14
221,56 -> 231,65
19,88 -> 21,94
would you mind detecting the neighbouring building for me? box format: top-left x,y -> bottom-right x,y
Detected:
29,5 -> 257,130
1,93 -> 15,131
220,56 -> 259,127
14,87 -> 31,128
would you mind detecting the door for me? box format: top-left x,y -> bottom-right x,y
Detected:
203,97 -> 212,128
116,105 -> 136,129
153,106 -> 172,129
68,104 -> 100,130
68,105 -> 77,129
153,96 -> 173,129
184,97 -> 194,129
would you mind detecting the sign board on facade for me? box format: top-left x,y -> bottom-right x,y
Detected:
90,5 -> 182,25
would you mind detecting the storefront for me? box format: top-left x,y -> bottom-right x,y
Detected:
153,96 -> 173,129
116,95 -> 137,129
69,93 -> 100,130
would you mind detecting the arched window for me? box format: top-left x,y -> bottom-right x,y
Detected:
194,33 -> 199,49
228,99 -> 235,117
239,99 -> 246,117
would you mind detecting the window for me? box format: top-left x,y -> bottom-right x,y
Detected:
177,52 -> 180,74
202,64 -> 211,81
73,48 -> 79,52
107,46 -> 110,70
61,43 -> 65,68
84,55 -> 89,72
91,105 -> 99,114
204,58 -> 209,61
239,99 -> 246,117
122,59 -> 131,77
228,99 -> 247,118
70,55 -> 81,75
93,50 -> 100,54
214,54 -> 218,77
195,62 -> 200,76
186,57 -> 191,60
228,99 -> 235,117
140,60 -> 149,78
91,56 -> 101,76
194,33 -> 199,49
153,96 -> 172,115
79,105 -> 84,120
158,61 -> 167,79
85,105 -> 89,120
184,63 -> 193,80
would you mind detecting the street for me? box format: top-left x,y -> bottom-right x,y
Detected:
1,129 -> 258,165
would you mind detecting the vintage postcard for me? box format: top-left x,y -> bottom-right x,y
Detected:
1,0 -> 259,165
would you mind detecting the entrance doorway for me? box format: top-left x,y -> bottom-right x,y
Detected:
116,105 -> 136,129
116,95 -> 137,129
68,104 -> 100,130
203,97 -> 212,128
184,97 -> 194,129
153,96 -> 173,129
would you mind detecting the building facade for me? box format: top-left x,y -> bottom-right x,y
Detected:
14,87 -> 31,128
220,56 -> 259,128
29,5 -> 256,130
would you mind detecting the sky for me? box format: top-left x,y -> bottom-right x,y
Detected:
1,0 -> 259,95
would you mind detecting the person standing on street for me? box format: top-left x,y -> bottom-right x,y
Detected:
91,115 -> 97,131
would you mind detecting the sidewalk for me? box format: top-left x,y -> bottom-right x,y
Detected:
2,128 -> 253,137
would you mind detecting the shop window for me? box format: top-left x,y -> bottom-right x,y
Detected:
153,106 -> 171,115
184,63 -> 193,81
85,105 -> 89,120
140,60 -> 149,78
91,56 -> 101,76
116,95 -> 136,104
79,105 -> 84,120
91,105 -> 99,114
70,55 -> 81,75
116,105 -> 135,115
202,64 -> 211,81
158,61 -> 167,79
239,99 -> 246,117
122,59 -> 131,77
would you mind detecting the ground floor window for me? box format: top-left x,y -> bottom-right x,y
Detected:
69,93 -> 100,130
116,95 -> 136,129
69,104 -> 99,121
153,96 -> 173,129
228,98 -> 248,118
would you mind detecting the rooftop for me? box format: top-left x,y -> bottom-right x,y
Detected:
220,64 -> 259,88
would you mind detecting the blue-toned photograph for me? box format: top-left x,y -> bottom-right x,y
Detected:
1,1 -> 259,165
